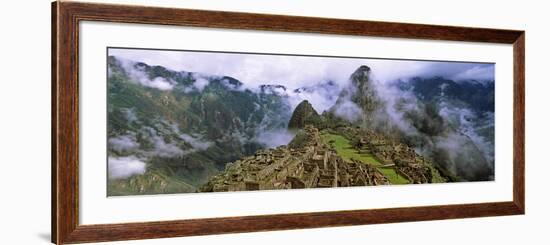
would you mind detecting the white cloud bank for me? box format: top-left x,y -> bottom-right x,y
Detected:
179,133 -> 212,151
109,48 -> 494,112
108,156 -> 147,180
119,58 -> 176,90
254,129 -> 295,149
108,134 -> 139,153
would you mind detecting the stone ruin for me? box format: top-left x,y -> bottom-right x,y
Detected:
199,126 -> 390,192
355,128 -> 435,184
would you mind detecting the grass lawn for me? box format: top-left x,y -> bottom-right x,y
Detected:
321,132 -> 409,185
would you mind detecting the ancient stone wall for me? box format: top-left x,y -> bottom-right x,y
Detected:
200,126 -> 390,192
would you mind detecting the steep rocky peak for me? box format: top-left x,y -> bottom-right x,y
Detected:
288,100 -> 320,129
297,99 -> 313,107
330,65 -> 382,123
351,65 -> 372,87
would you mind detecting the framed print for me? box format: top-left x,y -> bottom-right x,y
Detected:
52,1 -> 525,244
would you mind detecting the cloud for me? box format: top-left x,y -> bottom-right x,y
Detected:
110,48 -> 494,112
120,108 -> 138,123
119,58 -> 175,90
371,79 -> 421,134
179,133 -> 212,150
109,48 -> 365,93
148,77 -> 175,90
108,156 -> 147,179
189,73 -> 210,92
366,68 -> 494,180
108,134 -> 139,153
368,60 -> 495,84
254,129 -> 295,148
450,65 -> 495,82
333,100 -> 363,122
141,126 -> 185,158
287,81 -> 340,113
151,137 -> 184,157
438,103 -> 495,163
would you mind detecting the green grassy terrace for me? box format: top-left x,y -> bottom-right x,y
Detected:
320,132 -> 409,185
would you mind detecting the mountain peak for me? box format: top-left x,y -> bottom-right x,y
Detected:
288,100 -> 321,129
350,65 -> 372,88
331,65 -> 380,118
356,65 -> 371,72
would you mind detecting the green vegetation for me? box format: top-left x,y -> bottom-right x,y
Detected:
320,133 -> 381,165
108,168 -> 197,196
321,132 -> 409,185
287,100 -> 322,129
378,167 -> 409,184
107,56 -> 294,195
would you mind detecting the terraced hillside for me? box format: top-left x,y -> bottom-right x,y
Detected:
200,126 -> 391,192
320,132 -> 410,184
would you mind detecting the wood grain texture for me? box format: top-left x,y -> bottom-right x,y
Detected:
513,33 -> 525,213
51,2 -> 58,243
62,1 -> 522,43
53,1 -> 80,244
51,1 -> 525,244
64,202 -> 521,244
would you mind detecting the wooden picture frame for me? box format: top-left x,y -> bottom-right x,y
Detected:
52,1 -> 525,244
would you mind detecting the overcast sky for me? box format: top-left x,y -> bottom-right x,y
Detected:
109,48 -> 495,92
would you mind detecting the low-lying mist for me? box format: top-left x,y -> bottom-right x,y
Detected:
324,67 -> 495,181
108,156 -> 147,180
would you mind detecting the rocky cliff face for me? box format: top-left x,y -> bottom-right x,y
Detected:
348,65 -> 382,113
287,100 -> 321,129
327,65 -> 384,126
336,66 -> 382,114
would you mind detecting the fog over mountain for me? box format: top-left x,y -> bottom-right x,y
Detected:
107,48 -> 495,195
110,49 -> 493,112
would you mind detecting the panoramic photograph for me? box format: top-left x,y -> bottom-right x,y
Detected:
106,47 -> 495,196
